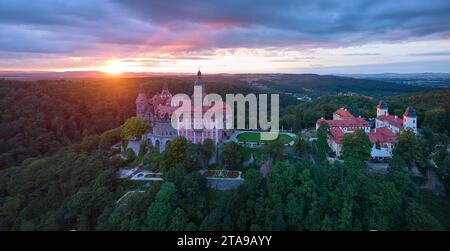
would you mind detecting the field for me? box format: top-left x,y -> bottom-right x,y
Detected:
236,132 -> 294,144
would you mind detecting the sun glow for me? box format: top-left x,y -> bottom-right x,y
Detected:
101,60 -> 127,75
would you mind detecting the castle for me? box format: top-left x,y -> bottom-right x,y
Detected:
316,102 -> 417,159
136,70 -> 230,152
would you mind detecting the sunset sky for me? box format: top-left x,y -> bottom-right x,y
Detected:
1,0 -> 450,74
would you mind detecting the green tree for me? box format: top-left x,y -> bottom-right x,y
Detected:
341,129 -> 372,163
294,132 -> 310,156
221,141 -> 244,169
126,148 -> 136,162
161,137 -> 188,172
368,181 -> 402,230
168,207 -> 188,231
263,138 -> 285,161
137,140 -> 147,161
145,182 -> 177,231
316,122 -> 331,161
98,136 -> 110,151
144,202 -> 172,230
392,130 -> 428,170
404,202 -> 443,230
185,143 -> 207,171
202,139 -> 215,161
142,146 -> 163,170
164,165 -> 187,188
155,182 -> 177,205
121,117 -> 148,140
99,127 -> 122,151
80,134 -> 101,153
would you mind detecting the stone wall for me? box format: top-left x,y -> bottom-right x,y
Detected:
205,178 -> 244,190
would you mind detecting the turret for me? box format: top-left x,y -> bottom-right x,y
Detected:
376,101 -> 389,117
194,69 -> 204,86
136,84 -> 147,118
403,106 -> 417,134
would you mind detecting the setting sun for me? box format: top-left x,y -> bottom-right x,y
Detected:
101,60 -> 126,75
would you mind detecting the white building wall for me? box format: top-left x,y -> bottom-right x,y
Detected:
376,108 -> 388,117
328,138 -> 341,157
403,116 -> 417,134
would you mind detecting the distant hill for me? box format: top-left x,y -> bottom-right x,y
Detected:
341,72 -> 450,79
339,73 -> 450,88
236,73 -> 432,97
0,71 -> 435,97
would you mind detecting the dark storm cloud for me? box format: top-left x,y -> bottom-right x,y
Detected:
111,0 -> 450,47
1,0 -> 450,54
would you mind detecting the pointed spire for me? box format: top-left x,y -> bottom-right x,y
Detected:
194,69 -> 204,86
404,106 -> 417,117
136,84 -> 147,102
377,100 -> 388,109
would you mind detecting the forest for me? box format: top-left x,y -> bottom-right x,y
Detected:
247,73 -> 432,97
1,128 -> 448,230
280,89 -> 450,135
0,76 -> 449,231
0,76 -> 293,168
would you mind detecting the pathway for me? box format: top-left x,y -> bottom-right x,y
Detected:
115,190 -> 145,204
422,170 -> 445,196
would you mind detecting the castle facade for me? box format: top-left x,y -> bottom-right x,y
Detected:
316,102 -> 418,159
136,71 -> 230,152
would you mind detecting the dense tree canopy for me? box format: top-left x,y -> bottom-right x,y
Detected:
341,129 -> 372,163
121,117 -> 148,140
316,122 -> 331,161
221,141 -> 245,169
280,89 -> 450,134
0,76 -> 277,169
0,145 -> 123,230
393,130 -> 430,170
0,78 -> 448,231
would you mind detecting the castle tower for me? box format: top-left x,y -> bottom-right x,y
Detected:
194,69 -> 204,86
192,70 -> 206,100
136,84 -> 147,119
403,106 -> 417,134
376,101 -> 389,117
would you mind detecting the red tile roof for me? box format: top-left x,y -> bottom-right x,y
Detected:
330,127 -> 345,144
377,114 -> 403,128
334,108 -> 355,119
316,117 -> 368,128
367,126 -> 397,144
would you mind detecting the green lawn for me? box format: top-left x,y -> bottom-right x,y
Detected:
236,132 -> 294,144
